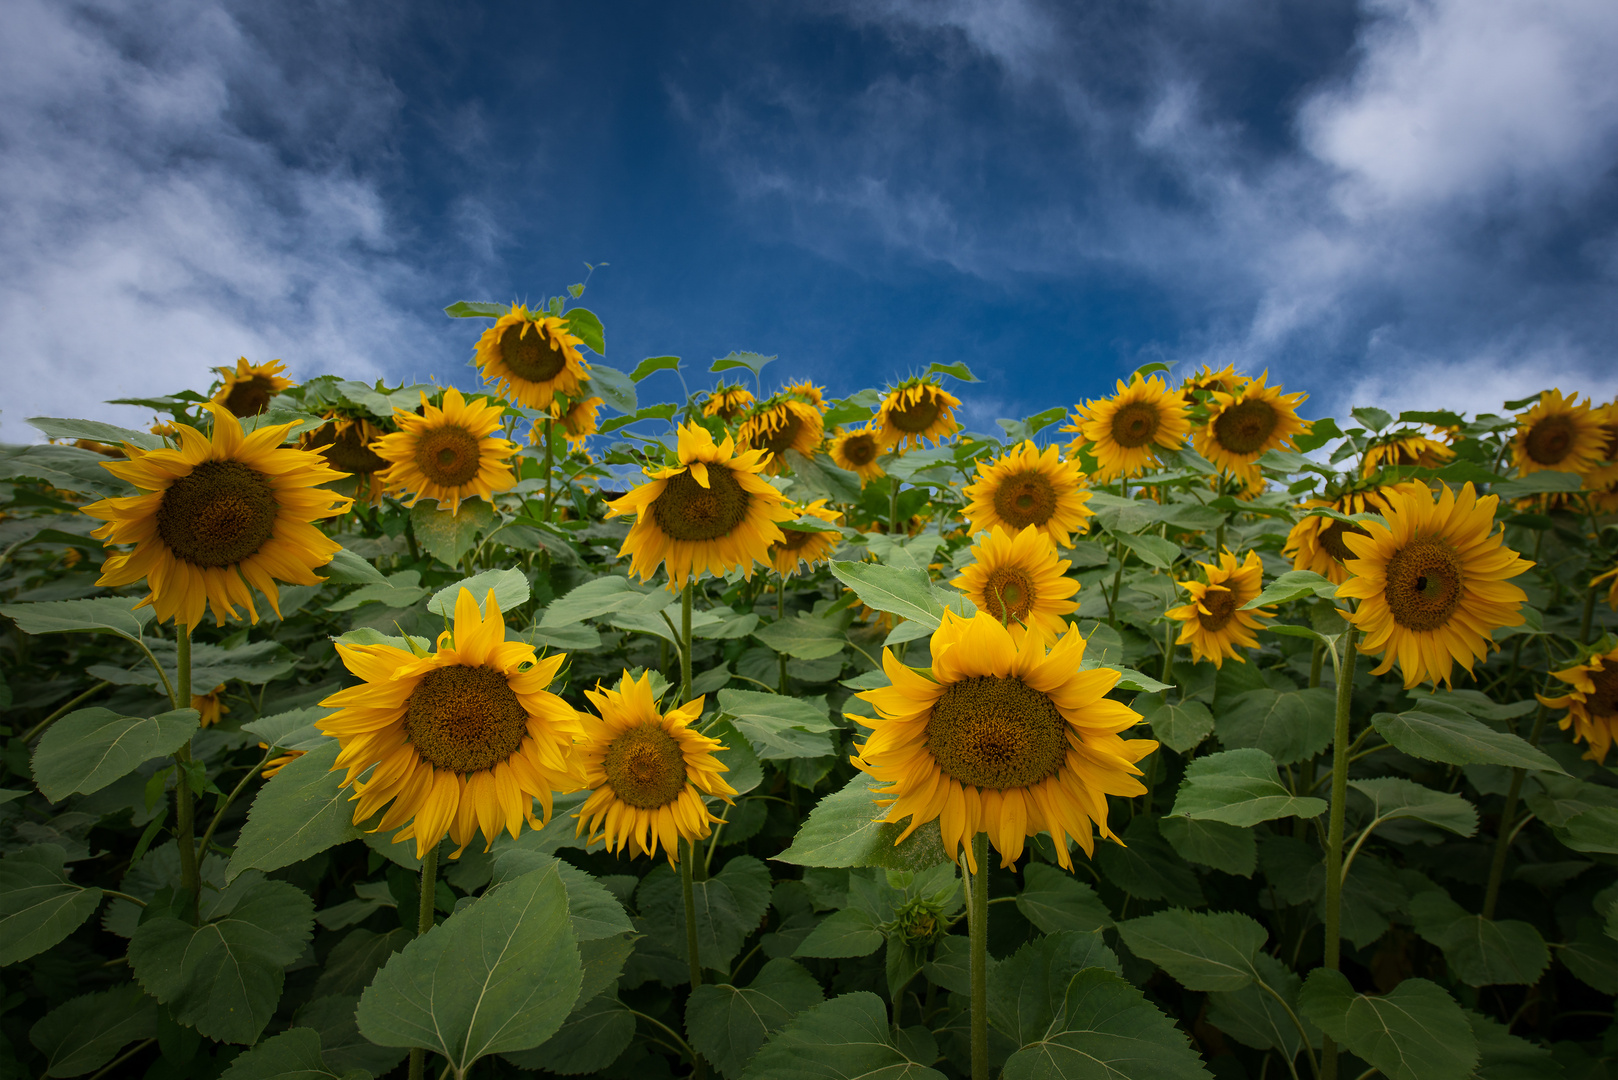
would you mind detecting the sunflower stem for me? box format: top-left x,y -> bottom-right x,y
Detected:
889,475 -> 900,535
1482,703 -> 1549,919
1579,582 -> 1596,644
23,680 -> 111,743
173,623 -> 201,925
777,575 -> 789,694
1309,641 -> 1324,689
1106,537 -> 1125,629
542,417 -> 555,523
968,832 -> 990,1080
1160,618 -> 1176,685
408,842 -> 441,1080
681,583 -> 694,702
1320,624 -> 1358,1080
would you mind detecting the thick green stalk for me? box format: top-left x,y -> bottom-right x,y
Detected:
1320,626 -> 1358,1080
681,842 -> 702,987
542,417 -> 555,523
173,624 -> 200,924
777,575 -> 789,694
407,843 -> 441,1080
1579,583 -> 1596,644
1160,619 -> 1176,684
889,476 -> 900,536
681,582 -> 694,701
1482,705 -> 1549,919
969,832 -> 990,1080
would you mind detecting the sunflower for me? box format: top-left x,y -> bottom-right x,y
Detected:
82,403 -> 350,627
1511,389 -> 1608,477
770,499 -> 843,576
319,587 -> 585,859
1361,432 -> 1455,477
371,387 -> 519,514
1167,549 -> 1275,667
851,610 -> 1157,871
1282,487 -> 1398,586
1579,404 -> 1618,497
785,381 -> 825,407
876,377 -> 961,451
574,671 -> 736,865
738,398 -> 825,475
1180,364 -> 1248,399
473,305 -> 591,411
951,525 -> 1078,643
258,744 -> 305,779
606,422 -> 794,589
702,383 -> 755,422
962,441 -> 1093,547
550,395 -> 604,448
1539,646 -> 1618,764
213,358 -> 295,418
301,416 -> 389,506
192,684 -> 229,728
1073,373 -> 1191,481
830,426 -> 886,485
1595,566 -> 1618,611
1337,482 -> 1533,689
1194,372 -> 1309,489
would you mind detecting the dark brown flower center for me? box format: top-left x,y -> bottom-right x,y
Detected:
313,423 -> 386,475
651,465 -> 751,541
981,566 -> 1035,623
991,470 -> 1058,529
1197,586 -> 1238,631
499,322 -> 569,383
1584,666 -> 1618,718
221,376 -> 278,417
413,425 -> 483,487
759,410 -> 804,455
156,460 -> 279,568
1213,399 -> 1280,455
891,392 -> 942,433
404,664 -> 528,773
925,675 -> 1067,789
841,434 -> 877,466
1383,536 -> 1465,631
1319,520 -> 1367,563
777,527 -> 818,552
1524,415 -> 1575,465
1110,401 -> 1161,449
601,722 -> 688,808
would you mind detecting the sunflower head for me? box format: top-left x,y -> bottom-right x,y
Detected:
702,383 -> 756,422
319,587 -> 586,859
82,403 -> 350,627
1180,364 -> 1249,400
1538,645 -> 1618,764
1167,549 -> 1274,667
1075,373 -> 1191,481
770,499 -> 843,576
191,684 -> 229,728
851,610 -> 1157,871
961,441 -> 1094,547
473,304 -> 591,410
301,415 -> 390,506
784,381 -> 826,408
1510,390 -> 1608,477
371,387 -> 519,514
738,397 -> 825,475
213,358 -> 295,418
1193,371 -> 1309,487
549,395 -> 605,448
830,426 -> 887,485
1281,486 -> 1401,585
876,377 -> 961,451
951,524 -> 1079,643
1362,432 -> 1456,477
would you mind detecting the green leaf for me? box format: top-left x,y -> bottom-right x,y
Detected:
31,707 -> 200,802
1216,688 -> 1335,764
1015,863 -> 1113,933
1371,707 -> 1566,773
1352,406 -> 1394,433
409,498 -> 495,567
227,741 -> 364,882
754,613 -> 848,661
718,689 -> 839,760
709,718 -> 763,795
1298,970 -> 1478,1080
1409,892 -> 1550,986
218,1027 -> 355,1080
1115,533 -> 1180,569
323,546 -> 390,586
784,449 -> 864,505
1348,778 -> 1478,837
586,362 -> 636,413
631,355 -> 680,381
501,990 -> 634,1075
635,856 -> 772,975
540,576 -> 651,626
1491,470 -> 1584,499
1206,952 -> 1316,1059
1241,570 -> 1338,609
1555,807 -> 1618,854
27,416 -> 164,450
774,773 -> 950,872
794,908 -> 884,958
1467,1011 -> 1558,1080
130,877 -> 316,1044
0,844 -> 103,966
0,596 -> 153,643
1169,748 -> 1327,826
923,361 -> 978,383
599,403 -> 679,433
1117,910 -> 1267,991
710,351 -> 777,379
293,994 -> 402,1078
28,984 -> 156,1077
1140,698 -> 1214,754
427,567 -> 530,616
563,308 -> 605,355
1093,817 -> 1205,908
1294,417 -> 1343,453
328,570 -> 429,612
358,863 -> 583,1072
444,300 -> 507,318
740,991 -> 945,1080
988,930 -> 1120,1047
1001,968 -> 1211,1080
1558,918 -> 1618,994
688,958 -> 826,1079
828,561 -> 944,628
1158,816 -> 1256,877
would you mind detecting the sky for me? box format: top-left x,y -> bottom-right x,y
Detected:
3,0 -> 1617,443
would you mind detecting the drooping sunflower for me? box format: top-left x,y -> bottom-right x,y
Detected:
1167,549 -> 1275,667
82,403 -> 350,627
830,426 -> 886,485
371,387 -> 518,514
1361,432 -> 1455,477
876,377 -> 961,451
851,610 -> 1158,871
301,415 -> 390,506
1282,487 -> 1398,586
1511,389 -> 1608,477
785,381 -> 825,408
1073,374 -> 1191,481
1180,364 -> 1248,399
1194,372 -> 1309,489
702,383 -> 755,422
770,499 -> 843,576
213,358 -> 295,418
1538,646 -> 1618,764
606,422 -> 794,589
1337,482 -> 1533,689
738,397 -> 825,475
319,587 -> 585,859
574,670 -> 737,865
192,684 -> 229,728
473,305 -> 591,411
551,395 -> 604,448
951,525 -> 1078,643
961,441 -> 1094,547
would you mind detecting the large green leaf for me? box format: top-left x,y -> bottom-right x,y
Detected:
754,613 -> 848,660
1015,863 -> 1113,933
774,774 -> 949,872
1158,816 -> 1256,877
739,991 -> 945,1080
427,567 -> 530,617
1467,1011 -> 1558,1080
688,958 -> 826,1078
587,363 -> 636,413
717,689 -> 840,760
1559,918 -> 1618,994
540,576 -> 651,626
31,707 -> 200,802
1215,688 -> 1335,764
1206,952 -> 1317,1060
987,930 -> 1120,1047
324,546 -> 390,586
129,876 -> 315,1044
357,863 -> 583,1073
1241,570 -> 1338,608
1001,968 -> 1211,1079
828,561 -> 944,627
1092,817 -> 1205,908
637,855 -> 772,974
1409,892 -> 1550,986
1371,706 -> 1565,773
0,596 -> 153,642
502,989 -> 635,1075
0,844 -> 103,966
1116,910 -> 1266,992
794,908 -> 884,958
1298,970 -> 1477,1080
1348,778 -> 1478,838
26,416 -> 165,450
410,498 -> 495,567
293,993 -> 405,1078
1139,698 -> 1214,754
217,1027 -> 360,1080
227,741 -> 363,882
28,984 -> 157,1078
1168,748 -> 1327,826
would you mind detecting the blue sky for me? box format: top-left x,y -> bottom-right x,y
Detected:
3,0 -> 1617,441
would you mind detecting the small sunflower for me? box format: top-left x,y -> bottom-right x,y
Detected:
606,422 -> 794,589
1539,646 -> 1618,764
551,395 -> 604,448
1337,482 -> 1533,689
372,387 -> 519,514
961,441 -> 1094,547
1578,403 -> 1618,496
213,358 -> 295,418
702,383 -> 755,422
1282,487 -> 1398,586
876,377 -> 961,451
192,684 -> 229,728
473,305 -> 591,411
82,403 -> 350,627
1073,373 -> 1191,481
1194,372 -> 1309,489
851,610 -> 1158,871
830,426 -> 886,485
770,499 -> 843,576
1167,549 -> 1274,667
319,587 -> 585,859
785,381 -> 825,408
302,416 -> 389,506
1180,364 -> 1248,399
1511,390 -> 1608,477
738,398 -> 825,475
951,525 -> 1078,643
574,671 -> 737,865
1361,432 -> 1455,477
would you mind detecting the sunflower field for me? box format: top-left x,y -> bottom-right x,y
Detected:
1,289 -> 1615,1080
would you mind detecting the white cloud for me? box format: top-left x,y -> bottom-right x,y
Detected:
1339,336 -> 1618,419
